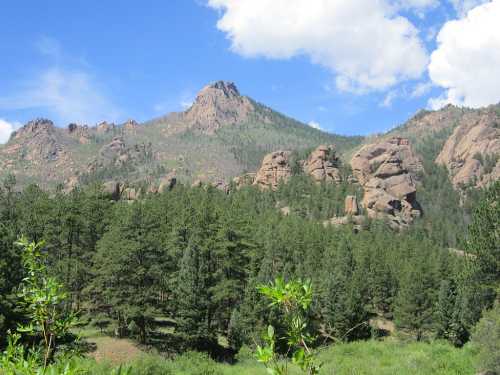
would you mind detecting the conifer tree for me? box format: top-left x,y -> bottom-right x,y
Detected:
174,239 -> 215,349
394,261 -> 435,340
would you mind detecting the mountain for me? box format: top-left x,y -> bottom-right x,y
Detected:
0,81 -> 362,189
0,81 -> 499,194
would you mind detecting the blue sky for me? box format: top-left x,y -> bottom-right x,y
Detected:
0,0 -> 499,141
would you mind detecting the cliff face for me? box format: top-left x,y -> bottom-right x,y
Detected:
351,137 -> 423,228
436,109 -> 500,189
182,81 -> 256,134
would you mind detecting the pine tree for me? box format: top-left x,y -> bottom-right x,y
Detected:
174,239 -> 215,349
394,261 -> 435,341
319,239 -> 369,341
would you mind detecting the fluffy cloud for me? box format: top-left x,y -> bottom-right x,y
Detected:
448,0 -> 491,16
0,68 -> 121,125
428,0 -> 500,109
308,121 -> 322,130
208,0 -> 428,92
0,119 -> 20,144
392,0 -> 439,12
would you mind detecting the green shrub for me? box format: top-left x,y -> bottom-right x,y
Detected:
471,304 -> 500,373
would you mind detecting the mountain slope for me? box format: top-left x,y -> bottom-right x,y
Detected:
0,81 -> 362,189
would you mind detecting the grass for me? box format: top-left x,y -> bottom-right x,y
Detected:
70,339 -> 475,375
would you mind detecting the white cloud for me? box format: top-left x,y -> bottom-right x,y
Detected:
0,68 -> 121,125
0,119 -> 20,144
393,0 -> 439,9
448,0 -> 491,16
308,121 -> 322,130
411,81 -> 433,98
428,0 -> 500,109
208,0 -> 428,92
381,90 -> 399,108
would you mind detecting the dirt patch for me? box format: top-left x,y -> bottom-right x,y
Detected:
87,336 -> 145,364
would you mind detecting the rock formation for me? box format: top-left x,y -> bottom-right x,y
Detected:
344,195 -> 359,216
436,110 -> 500,189
89,137 -> 152,172
351,137 -> 422,228
96,121 -> 116,133
233,173 -> 256,189
123,119 -> 139,134
303,145 -> 342,183
67,123 -> 91,144
212,180 -> 230,194
183,81 -> 255,134
253,150 -> 293,190
8,119 -> 64,163
158,172 -> 177,193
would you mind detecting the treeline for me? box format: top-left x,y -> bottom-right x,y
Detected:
0,173 -> 498,356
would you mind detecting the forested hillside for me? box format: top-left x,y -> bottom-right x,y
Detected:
1,163 -> 498,373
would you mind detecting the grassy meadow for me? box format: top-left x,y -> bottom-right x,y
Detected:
69,333 -> 476,375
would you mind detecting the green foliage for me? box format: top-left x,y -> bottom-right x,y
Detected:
255,277 -> 321,375
471,303 -> 500,374
15,237 -> 78,368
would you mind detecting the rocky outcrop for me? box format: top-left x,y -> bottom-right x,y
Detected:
253,150 -> 293,190
8,119 -> 64,163
351,137 -> 422,229
183,81 -> 255,134
436,110 -> 500,189
122,187 -> 141,201
123,119 -> 139,134
90,137 -> 152,172
96,121 -> 116,133
344,195 -> 359,216
233,173 -> 256,189
303,145 -> 341,183
212,180 -> 230,194
67,123 -> 91,144
158,172 -> 177,193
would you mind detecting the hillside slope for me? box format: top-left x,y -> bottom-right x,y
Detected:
0,81 -> 362,189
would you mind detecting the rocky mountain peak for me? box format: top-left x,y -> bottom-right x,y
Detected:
204,81 -> 241,98
183,80 -> 255,133
12,118 -> 55,141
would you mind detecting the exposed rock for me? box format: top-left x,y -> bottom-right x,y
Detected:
158,172 -> 177,193
280,206 -> 291,216
253,150 -> 292,190
324,215 -> 366,233
233,173 -> 256,189
191,179 -> 203,188
212,180 -> 230,194
303,145 -> 341,183
347,175 -> 359,184
96,121 -> 115,133
436,110 -> 500,189
183,81 -> 255,134
122,187 -> 141,201
7,119 -> 69,165
67,123 -> 91,144
344,195 -> 359,216
102,181 -> 122,200
123,119 -> 139,134
351,137 -> 422,229
63,175 -> 79,193
92,137 -> 152,171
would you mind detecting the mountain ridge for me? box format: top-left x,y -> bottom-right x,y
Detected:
0,81 -> 498,193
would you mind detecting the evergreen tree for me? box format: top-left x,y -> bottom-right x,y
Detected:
394,261 -> 435,340
319,239 -> 369,341
174,239 -> 215,349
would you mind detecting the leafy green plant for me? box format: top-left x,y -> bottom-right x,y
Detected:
255,277 -> 321,375
14,237 -> 78,369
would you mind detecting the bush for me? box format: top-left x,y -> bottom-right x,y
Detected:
471,303 -> 500,373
